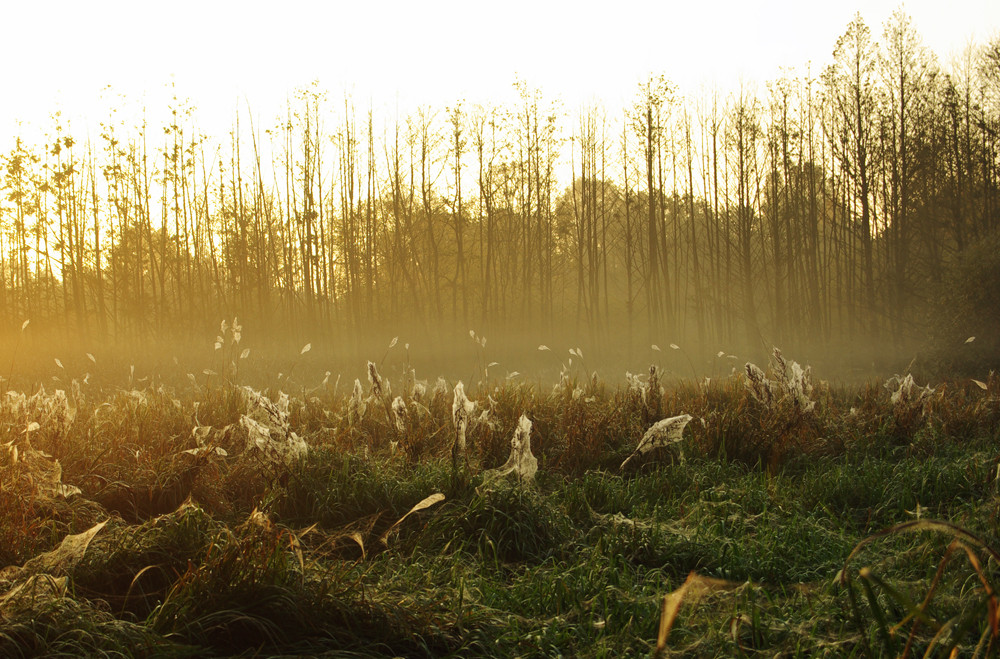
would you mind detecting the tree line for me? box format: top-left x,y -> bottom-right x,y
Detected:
2,9 -> 999,361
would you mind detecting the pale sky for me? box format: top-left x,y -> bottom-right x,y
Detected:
0,0 -> 997,143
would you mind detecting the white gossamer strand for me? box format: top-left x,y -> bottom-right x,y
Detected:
488,413 -> 538,483
391,396 -> 407,434
786,361 -> 815,412
348,378 -> 367,423
744,362 -> 774,406
743,348 -> 816,413
452,382 -> 476,470
241,386 -> 308,466
367,361 -> 387,399
620,414 -> 694,470
889,373 -> 933,407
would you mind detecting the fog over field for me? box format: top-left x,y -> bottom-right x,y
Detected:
0,0 -> 998,382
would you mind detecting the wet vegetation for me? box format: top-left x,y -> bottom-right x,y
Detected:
1,329 -> 999,657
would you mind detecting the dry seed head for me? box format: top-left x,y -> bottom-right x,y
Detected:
391,396 -> 407,433
367,361 -> 384,398
744,362 -> 773,405
349,378 -> 367,421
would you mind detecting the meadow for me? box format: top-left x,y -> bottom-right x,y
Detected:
1,324 -> 999,657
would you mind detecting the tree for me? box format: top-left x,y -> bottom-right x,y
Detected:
727,86 -> 764,348
824,13 -> 879,336
631,75 -> 675,338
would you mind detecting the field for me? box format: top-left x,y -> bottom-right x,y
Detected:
1,331 -> 1000,657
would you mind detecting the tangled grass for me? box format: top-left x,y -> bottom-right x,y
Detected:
0,338 -> 999,656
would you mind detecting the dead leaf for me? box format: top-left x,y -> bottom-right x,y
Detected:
380,493 -> 445,545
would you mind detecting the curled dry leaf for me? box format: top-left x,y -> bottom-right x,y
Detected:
380,493 -> 446,545
656,571 -> 741,652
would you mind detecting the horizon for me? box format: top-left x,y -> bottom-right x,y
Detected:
0,0 -> 995,380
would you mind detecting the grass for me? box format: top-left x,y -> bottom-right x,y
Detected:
0,346 -> 999,657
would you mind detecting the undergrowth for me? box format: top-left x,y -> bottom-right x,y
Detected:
0,341 -> 999,657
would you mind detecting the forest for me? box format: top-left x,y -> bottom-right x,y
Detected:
2,9 -> 999,372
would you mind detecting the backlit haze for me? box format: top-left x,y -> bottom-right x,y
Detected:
2,0 -> 997,141
0,0 -> 998,384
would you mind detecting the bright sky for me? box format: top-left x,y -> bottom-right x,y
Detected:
0,0 -> 998,143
